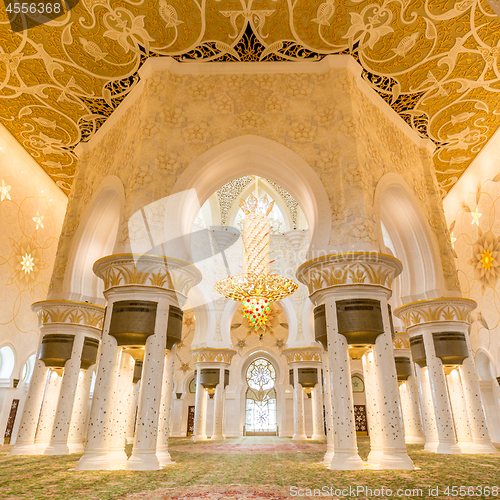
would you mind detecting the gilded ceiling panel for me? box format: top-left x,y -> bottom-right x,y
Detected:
0,0 -> 499,196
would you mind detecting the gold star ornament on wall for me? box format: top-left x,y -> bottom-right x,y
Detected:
0,179 -> 11,201
32,211 -> 44,230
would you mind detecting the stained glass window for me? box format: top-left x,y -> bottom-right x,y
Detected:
352,375 -> 365,393
245,358 -> 277,433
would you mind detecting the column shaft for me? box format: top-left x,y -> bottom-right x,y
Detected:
67,366 -> 94,453
126,298 -> 170,471
45,332 -> 86,455
399,375 -> 425,444
126,381 -> 140,445
422,331 -> 460,454
447,369 -> 472,452
157,349 -> 176,465
193,366 -> 208,441
311,367 -> 325,440
75,326 -> 122,470
292,367 -> 306,440
9,360 -> 49,455
322,354 -> 334,464
460,358 -> 497,453
34,371 -> 62,453
212,367 -> 225,440
108,352 -> 135,468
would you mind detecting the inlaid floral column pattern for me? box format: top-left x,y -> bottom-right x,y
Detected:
10,301 -> 104,456
190,349 -> 236,442
76,254 -> 201,471
392,333 -> 425,445
395,298 -> 496,454
298,253 -> 413,470
283,348 -> 323,441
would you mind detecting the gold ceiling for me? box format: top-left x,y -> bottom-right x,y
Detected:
1,0 -> 499,196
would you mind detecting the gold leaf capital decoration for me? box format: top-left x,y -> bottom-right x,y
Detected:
296,252 -> 403,296
393,297 -> 476,330
282,347 -> 322,364
189,348 -> 237,364
31,300 -> 105,331
92,253 -> 201,298
392,332 -> 411,350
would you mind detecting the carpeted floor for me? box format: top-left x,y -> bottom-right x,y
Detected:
1,437 -> 499,499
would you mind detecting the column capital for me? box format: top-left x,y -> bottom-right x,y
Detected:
394,298 -> 476,330
31,300 -> 105,332
296,252 -> 402,296
282,347 -> 322,365
393,332 -> 410,352
93,253 -> 202,300
189,348 -> 236,365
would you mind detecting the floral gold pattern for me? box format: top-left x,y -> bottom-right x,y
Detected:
92,253 -> 202,297
296,252 -> 402,295
31,300 -> 105,331
282,347 -> 322,364
1,1 -> 499,194
394,298 -> 476,329
393,332 -> 411,350
468,229 -> 500,294
189,348 -> 237,364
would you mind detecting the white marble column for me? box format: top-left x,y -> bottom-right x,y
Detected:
321,354 -> 335,464
447,368 -> 472,452
75,327 -> 122,470
311,367 -> 325,440
416,365 -> 440,451
193,366 -> 208,441
326,302 -> 363,470
108,351 -> 135,468
292,367 -> 306,440
212,367 -> 226,440
45,332 -> 86,455
372,303 -> 413,469
399,375 -> 425,444
126,298 -> 170,471
421,331 -> 461,454
460,357 -> 497,453
362,350 -> 383,465
126,381 -> 140,445
67,366 -> 94,453
34,370 -> 62,453
157,349 -> 176,466
9,359 -> 49,455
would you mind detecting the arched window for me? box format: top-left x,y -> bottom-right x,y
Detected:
189,376 -> 196,393
245,358 -> 277,434
0,346 -> 15,380
351,375 -> 364,393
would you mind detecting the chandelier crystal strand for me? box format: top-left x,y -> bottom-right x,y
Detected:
215,194 -> 298,330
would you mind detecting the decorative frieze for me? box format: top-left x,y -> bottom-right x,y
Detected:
393,298 -> 476,329
393,332 -> 411,350
282,347 -> 322,363
93,254 -> 201,298
189,348 -> 237,364
296,252 -> 402,295
32,300 -> 105,331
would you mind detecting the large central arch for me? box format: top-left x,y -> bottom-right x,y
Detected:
168,135 -> 332,260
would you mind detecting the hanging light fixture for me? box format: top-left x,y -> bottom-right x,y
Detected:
215,194 -> 298,329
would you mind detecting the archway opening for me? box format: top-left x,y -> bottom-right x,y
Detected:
245,357 -> 277,436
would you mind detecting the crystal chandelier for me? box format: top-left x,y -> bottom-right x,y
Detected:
215,194 -> 298,329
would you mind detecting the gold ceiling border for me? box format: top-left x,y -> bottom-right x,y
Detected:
1,0 -> 499,196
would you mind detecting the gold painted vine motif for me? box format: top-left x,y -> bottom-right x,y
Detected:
33,300 -> 105,329
190,348 -> 237,364
0,1 -> 499,195
282,347 -> 322,363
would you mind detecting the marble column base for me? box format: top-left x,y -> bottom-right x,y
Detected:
34,441 -> 49,454
323,447 -> 335,464
157,448 -> 174,467
311,434 -> 325,441
67,441 -> 85,454
328,451 -> 364,470
9,443 -> 39,455
292,433 -> 307,440
126,451 -> 160,471
107,449 -> 129,469
425,440 -> 461,454
467,441 -> 497,453
192,435 -> 208,442
367,447 -> 383,465
75,452 -> 115,470
457,440 -> 473,453
378,451 -> 414,470
404,435 -> 426,444
44,442 -> 70,455
210,434 -> 225,440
